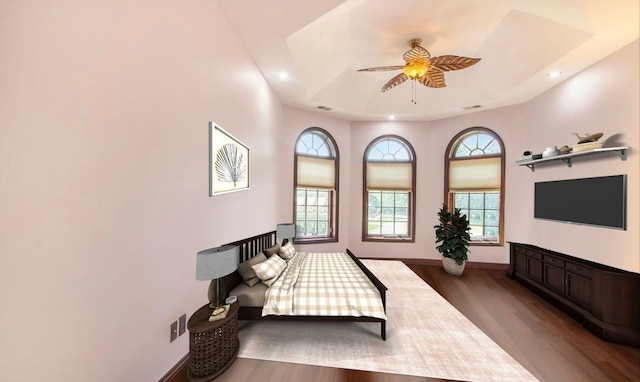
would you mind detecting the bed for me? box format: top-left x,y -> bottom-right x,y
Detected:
222,231 -> 388,340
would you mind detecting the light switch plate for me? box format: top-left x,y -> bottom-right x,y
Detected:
170,321 -> 178,342
178,314 -> 186,336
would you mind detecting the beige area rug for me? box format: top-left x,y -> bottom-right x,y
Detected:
237,260 -> 538,381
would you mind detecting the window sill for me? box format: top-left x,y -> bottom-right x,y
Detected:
469,241 -> 503,247
293,237 -> 337,245
363,237 -> 415,243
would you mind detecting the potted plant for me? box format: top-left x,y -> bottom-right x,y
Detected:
434,204 -> 471,276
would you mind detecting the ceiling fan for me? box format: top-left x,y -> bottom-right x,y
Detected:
358,38 -> 481,94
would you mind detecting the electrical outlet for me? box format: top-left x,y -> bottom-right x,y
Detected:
178,314 -> 186,336
170,321 -> 178,342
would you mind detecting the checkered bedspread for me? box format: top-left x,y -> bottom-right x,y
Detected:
262,252 -> 387,319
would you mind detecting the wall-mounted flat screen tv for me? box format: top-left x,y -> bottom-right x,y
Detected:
534,174 -> 626,230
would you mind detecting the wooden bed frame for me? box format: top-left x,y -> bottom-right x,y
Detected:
222,231 -> 388,340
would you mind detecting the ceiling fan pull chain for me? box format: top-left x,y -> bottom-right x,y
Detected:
412,80 -> 417,104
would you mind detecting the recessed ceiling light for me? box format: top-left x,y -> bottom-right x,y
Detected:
278,71 -> 289,80
388,115 -> 395,120
547,71 -> 562,78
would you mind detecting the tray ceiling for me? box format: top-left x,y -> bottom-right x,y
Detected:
215,0 -> 639,121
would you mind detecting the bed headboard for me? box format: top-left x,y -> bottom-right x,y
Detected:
223,230 -> 277,263
222,230 -> 277,292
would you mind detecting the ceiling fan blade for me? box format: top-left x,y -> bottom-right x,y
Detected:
402,45 -> 431,62
418,67 -> 446,88
429,55 -> 481,72
357,65 -> 405,72
382,73 -> 409,92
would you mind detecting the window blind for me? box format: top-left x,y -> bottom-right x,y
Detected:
297,155 -> 335,189
449,157 -> 501,190
366,162 -> 412,190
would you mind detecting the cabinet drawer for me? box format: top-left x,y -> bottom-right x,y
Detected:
544,255 -> 564,267
513,245 -> 526,255
566,262 -> 593,279
526,249 -> 542,260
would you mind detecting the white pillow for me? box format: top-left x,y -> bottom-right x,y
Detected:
251,255 -> 286,286
278,242 -> 296,260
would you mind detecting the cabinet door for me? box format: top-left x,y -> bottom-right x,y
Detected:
527,257 -> 543,283
566,272 -> 592,310
543,263 -> 565,294
514,252 -> 527,273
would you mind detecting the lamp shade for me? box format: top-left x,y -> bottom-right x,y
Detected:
195,245 -> 238,281
276,223 -> 296,241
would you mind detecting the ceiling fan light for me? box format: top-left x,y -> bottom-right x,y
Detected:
403,60 -> 429,79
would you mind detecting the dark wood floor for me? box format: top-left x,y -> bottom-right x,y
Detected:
168,264 -> 640,382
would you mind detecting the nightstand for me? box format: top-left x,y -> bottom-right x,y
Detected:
187,302 -> 239,381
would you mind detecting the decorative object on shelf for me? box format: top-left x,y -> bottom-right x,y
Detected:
559,145 -> 572,154
574,132 -> 603,144
276,223 -> 296,245
209,122 -> 249,196
516,150 -> 535,164
572,132 -> 604,153
196,245 -> 238,308
542,146 -> 560,158
434,204 -> 471,276
573,141 -> 603,152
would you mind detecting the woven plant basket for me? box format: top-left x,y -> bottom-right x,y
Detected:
442,256 -> 465,276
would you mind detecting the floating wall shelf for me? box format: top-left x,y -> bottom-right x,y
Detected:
515,146 -> 629,171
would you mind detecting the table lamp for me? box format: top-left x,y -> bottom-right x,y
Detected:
276,223 -> 296,246
196,245 -> 238,308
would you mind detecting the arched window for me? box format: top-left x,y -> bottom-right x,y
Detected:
363,135 -> 416,242
445,127 -> 505,245
294,128 -> 339,243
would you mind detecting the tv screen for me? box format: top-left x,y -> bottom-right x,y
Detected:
534,174 -> 626,230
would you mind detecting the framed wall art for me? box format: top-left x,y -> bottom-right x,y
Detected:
209,122 -> 249,196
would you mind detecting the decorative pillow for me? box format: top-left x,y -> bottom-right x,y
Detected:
278,242 -> 296,260
263,243 -> 281,258
237,253 -> 267,286
251,255 -> 286,286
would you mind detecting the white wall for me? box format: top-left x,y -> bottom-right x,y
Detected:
518,40 -> 639,272
0,1 -> 283,381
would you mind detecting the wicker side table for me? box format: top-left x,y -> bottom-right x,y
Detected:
187,302 -> 239,382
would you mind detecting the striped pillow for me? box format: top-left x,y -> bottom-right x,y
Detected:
251,255 -> 286,286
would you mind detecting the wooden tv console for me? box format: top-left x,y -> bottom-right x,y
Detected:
507,242 -> 640,348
